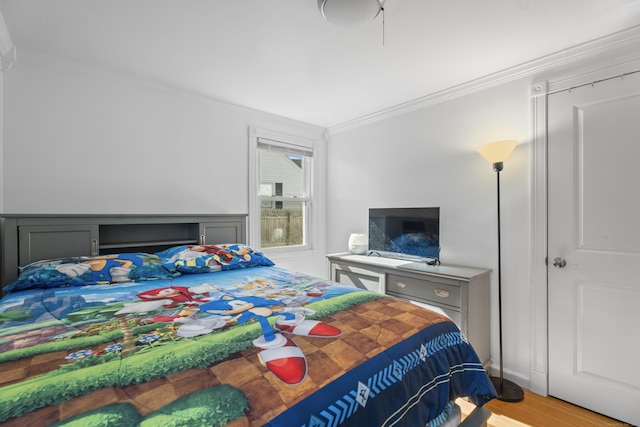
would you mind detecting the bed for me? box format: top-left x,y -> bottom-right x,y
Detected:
0,215 -> 496,427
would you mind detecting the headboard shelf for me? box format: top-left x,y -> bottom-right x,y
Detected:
0,214 -> 247,290
98,222 -> 201,252
100,239 -> 199,250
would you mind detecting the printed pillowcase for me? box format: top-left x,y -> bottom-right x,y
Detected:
156,244 -> 274,274
4,253 -> 173,293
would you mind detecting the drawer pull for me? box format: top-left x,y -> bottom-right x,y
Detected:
435,289 -> 449,298
395,281 -> 407,289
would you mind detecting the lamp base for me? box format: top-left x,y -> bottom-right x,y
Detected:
490,376 -> 525,402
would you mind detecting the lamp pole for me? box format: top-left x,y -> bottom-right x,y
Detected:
495,161 -> 505,390
491,160 -> 524,402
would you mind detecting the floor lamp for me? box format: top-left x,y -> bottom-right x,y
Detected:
477,140 -> 525,403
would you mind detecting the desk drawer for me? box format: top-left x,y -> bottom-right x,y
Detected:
335,269 -> 383,293
386,274 -> 461,308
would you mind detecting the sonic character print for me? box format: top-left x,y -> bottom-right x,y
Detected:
199,293 -> 341,385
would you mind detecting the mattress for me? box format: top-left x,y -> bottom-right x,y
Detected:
0,248 -> 495,426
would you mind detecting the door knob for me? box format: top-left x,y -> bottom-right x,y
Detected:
552,257 -> 567,268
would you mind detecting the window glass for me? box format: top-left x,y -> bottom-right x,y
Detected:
261,200 -> 305,247
254,138 -> 312,249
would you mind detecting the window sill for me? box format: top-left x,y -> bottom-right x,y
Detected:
263,246 -> 314,260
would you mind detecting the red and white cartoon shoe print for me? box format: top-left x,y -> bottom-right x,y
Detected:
275,314 -> 341,338
254,333 -> 308,385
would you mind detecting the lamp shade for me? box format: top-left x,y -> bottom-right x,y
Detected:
318,0 -> 383,27
477,140 -> 517,165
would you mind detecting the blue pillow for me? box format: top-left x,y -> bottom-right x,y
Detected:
4,253 -> 172,293
155,244 -> 274,274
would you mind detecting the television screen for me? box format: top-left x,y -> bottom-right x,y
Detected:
368,207 -> 440,260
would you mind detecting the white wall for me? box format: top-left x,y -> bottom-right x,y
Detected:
0,50 -> 328,275
326,78 -> 533,386
2,52 -> 325,214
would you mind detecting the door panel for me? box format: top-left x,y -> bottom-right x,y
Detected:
578,283 -> 639,387
547,73 -> 640,426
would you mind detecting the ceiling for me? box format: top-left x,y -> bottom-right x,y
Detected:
0,0 -> 639,129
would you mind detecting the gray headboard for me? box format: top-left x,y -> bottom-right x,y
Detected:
0,214 -> 247,290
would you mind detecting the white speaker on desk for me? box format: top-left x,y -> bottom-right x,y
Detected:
348,233 -> 368,255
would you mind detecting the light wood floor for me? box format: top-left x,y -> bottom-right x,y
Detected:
458,389 -> 629,427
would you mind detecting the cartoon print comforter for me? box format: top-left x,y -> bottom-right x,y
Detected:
0,266 -> 495,426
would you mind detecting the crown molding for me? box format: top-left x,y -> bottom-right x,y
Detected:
1,45 -> 16,71
329,24 -> 640,135
0,10 -> 16,71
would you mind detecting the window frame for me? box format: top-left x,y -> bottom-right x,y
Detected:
248,127 -> 318,254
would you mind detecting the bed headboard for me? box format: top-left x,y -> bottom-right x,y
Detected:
0,214 -> 247,291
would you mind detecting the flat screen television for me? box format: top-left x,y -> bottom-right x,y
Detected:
368,207 -> 440,261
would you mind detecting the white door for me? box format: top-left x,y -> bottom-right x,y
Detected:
547,71 -> 640,426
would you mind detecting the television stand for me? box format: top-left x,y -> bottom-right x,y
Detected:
326,252 -> 491,366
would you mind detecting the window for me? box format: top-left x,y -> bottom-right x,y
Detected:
249,128 -> 315,251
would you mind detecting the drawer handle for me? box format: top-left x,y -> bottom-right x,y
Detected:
435,289 -> 449,298
395,281 -> 407,289
91,239 -> 98,256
